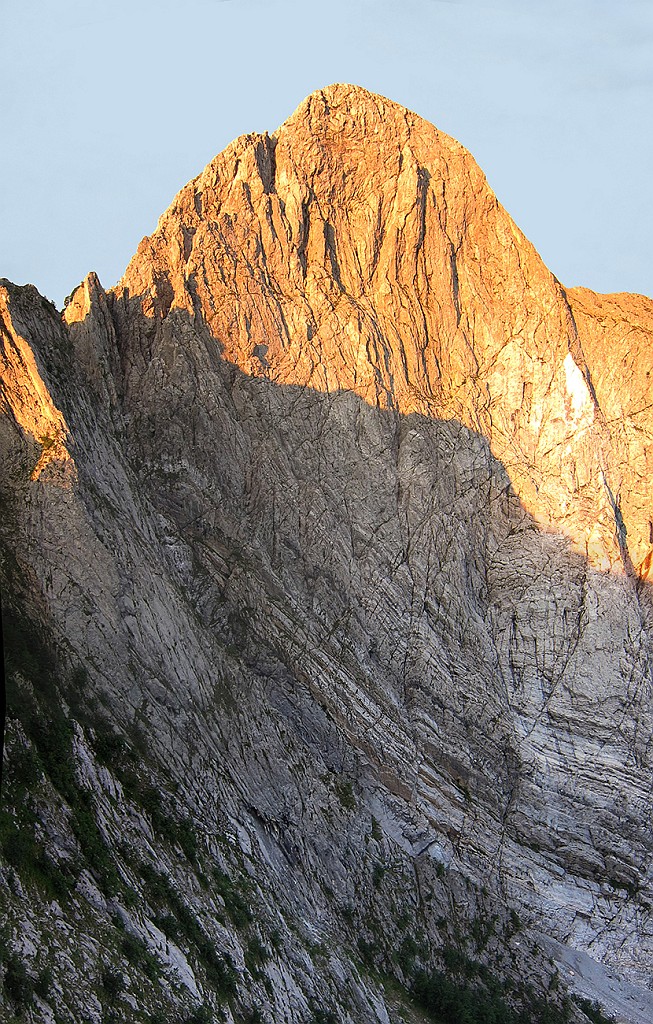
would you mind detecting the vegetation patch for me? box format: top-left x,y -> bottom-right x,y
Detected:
3,953 -> 35,1010
70,798 -> 121,895
572,996 -> 614,1024
394,933 -> 428,976
244,935 -> 270,978
334,779 -> 356,811
2,595 -> 121,896
0,814 -> 73,901
100,965 -> 125,1001
88,711 -> 200,864
212,868 -> 253,928
140,862 -> 237,1001
121,931 -> 161,981
412,965 -> 575,1024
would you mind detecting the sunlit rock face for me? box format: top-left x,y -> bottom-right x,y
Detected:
1,85 -> 652,1024
113,84 -> 653,578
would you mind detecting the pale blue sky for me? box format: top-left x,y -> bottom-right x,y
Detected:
2,0 -> 652,306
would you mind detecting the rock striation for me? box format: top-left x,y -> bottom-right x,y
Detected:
1,84 -> 652,1024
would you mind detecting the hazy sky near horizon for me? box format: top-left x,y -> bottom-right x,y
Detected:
2,0 -> 652,306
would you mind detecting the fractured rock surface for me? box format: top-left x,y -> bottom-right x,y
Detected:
1,84 -> 651,1024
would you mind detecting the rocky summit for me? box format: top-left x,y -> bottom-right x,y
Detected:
1,84 -> 652,1024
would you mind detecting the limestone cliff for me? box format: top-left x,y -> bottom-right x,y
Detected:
1,84 -> 651,1024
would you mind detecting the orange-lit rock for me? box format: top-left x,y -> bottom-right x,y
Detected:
0,281 -> 74,484
113,83 -> 653,577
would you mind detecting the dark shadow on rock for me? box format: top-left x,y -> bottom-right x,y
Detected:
2,278 -> 652,1003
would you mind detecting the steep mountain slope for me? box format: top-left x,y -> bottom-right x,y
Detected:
1,84 -> 651,1024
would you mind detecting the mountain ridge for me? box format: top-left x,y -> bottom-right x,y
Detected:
1,85 -> 652,1024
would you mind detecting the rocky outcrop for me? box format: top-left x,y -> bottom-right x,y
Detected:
1,85 -> 652,1024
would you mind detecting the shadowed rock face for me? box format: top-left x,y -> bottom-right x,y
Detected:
1,85 -> 652,1024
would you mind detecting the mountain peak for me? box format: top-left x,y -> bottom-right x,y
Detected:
109,84 -> 653,582
274,81 -> 464,168
279,81 -> 422,129
2,85 -> 653,1024
15,82 -> 650,596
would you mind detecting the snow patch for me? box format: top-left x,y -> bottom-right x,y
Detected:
563,353 -> 594,425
